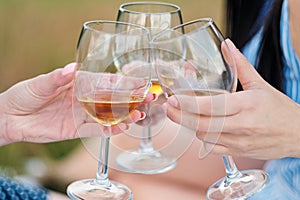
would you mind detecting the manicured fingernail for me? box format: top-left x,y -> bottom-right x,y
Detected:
152,93 -> 158,101
62,63 -> 76,76
168,96 -> 179,107
140,112 -> 146,120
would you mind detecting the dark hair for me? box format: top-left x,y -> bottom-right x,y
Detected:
226,0 -> 284,92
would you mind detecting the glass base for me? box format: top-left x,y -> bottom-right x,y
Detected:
116,150 -> 177,174
207,169 -> 268,200
67,179 -> 132,200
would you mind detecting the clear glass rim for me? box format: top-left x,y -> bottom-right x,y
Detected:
151,17 -> 237,93
172,17 -> 213,31
173,18 -> 237,92
151,18 -> 214,43
83,20 -> 150,35
119,1 -> 181,15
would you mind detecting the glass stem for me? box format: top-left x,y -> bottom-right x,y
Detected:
95,128 -> 111,187
222,155 -> 242,180
140,103 -> 154,152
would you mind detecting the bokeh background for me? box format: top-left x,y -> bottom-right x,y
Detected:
0,0 -> 225,194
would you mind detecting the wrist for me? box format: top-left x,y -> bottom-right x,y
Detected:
289,104 -> 300,158
0,94 -> 7,145
0,92 -> 13,146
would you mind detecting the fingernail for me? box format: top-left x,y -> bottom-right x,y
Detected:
225,38 -> 237,50
140,112 -> 146,120
152,93 -> 158,101
62,63 -> 76,76
168,96 -> 179,107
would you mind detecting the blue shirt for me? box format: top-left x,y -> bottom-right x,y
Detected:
244,0 -> 300,199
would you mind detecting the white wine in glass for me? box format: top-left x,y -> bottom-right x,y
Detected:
67,20 -> 151,200
78,91 -> 143,125
116,1 -> 183,174
152,18 -> 268,200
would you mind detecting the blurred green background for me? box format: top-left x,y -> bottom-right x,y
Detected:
0,0 -> 225,194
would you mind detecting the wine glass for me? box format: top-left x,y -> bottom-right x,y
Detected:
67,20 -> 151,200
152,18 -> 268,199
115,1 -> 183,174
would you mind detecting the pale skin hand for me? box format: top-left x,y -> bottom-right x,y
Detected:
0,63 -> 153,146
165,39 -> 300,160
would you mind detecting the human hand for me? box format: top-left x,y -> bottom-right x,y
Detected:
0,63 -> 154,146
165,39 -> 300,160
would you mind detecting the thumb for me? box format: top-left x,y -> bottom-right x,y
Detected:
28,62 -> 77,97
225,39 -> 265,90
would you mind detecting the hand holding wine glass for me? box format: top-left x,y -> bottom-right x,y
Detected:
67,20 -> 151,200
0,62 -> 151,146
152,18 -> 268,199
167,37 -> 300,159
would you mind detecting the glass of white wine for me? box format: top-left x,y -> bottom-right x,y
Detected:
115,1 -> 183,174
152,18 -> 268,199
67,20 -> 151,200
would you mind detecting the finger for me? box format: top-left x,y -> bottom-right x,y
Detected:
28,63 -> 77,97
199,130 -> 275,159
221,41 -> 234,70
123,110 -> 146,124
167,92 -> 242,116
166,103 -> 226,132
143,92 -> 158,103
221,40 -> 237,92
110,123 -> 129,135
225,39 -> 265,90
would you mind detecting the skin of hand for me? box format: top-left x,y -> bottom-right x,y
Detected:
164,39 -> 300,160
0,63 -> 154,146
